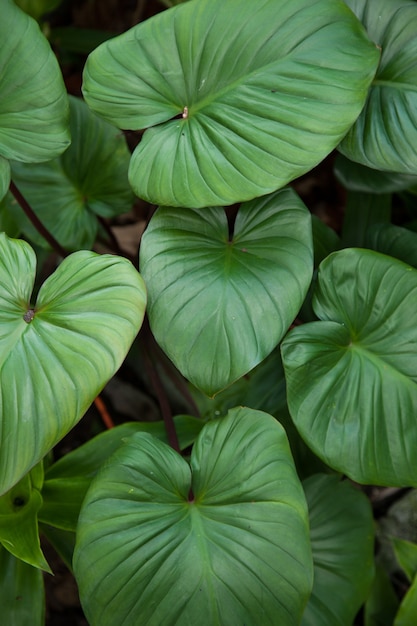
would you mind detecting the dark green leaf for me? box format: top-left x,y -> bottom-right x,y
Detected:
0,546 -> 45,626
302,474 -> 374,626
365,223 -> 417,269
334,154 -> 417,193
40,416 -> 204,531
364,564 -> 399,626
8,96 -> 133,250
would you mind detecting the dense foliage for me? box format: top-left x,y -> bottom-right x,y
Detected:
1,0 -> 417,624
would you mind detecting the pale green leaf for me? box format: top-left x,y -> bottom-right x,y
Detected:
0,0 -> 70,163
0,233 -> 146,495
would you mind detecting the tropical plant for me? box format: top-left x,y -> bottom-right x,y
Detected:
1,0 -> 417,624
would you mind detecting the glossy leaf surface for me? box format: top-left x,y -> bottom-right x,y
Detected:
282,248 -> 417,486
8,96 -> 133,250
0,1 -> 69,172
40,416 -> 203,531
0,234 -> 146,495
140,189 -> 313,395
0,546 -> 45,626
83,0 -> 378,207
302,474 -> 374,626
340,0 -> 417,173
74,407 -> 313,626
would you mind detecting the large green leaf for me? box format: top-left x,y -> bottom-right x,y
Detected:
82,0 -> 378,207
0,2 -> 69,179
40,415 -> 203,531
340,0 -> 417,174
74,407 -> 313,626
140,189 -> 313,395
0,464 -> 49,572
281,248 -> 417,486
0,233 -> 146,495
302,474 -> 374,626
0,546 -> 45,626
7,96 -> 133,251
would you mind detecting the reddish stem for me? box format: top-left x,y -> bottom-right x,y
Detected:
10,181 -> 68,258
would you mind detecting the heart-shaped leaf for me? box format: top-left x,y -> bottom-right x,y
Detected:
140,189 -> 313,396
302,474 -> 374,626
340,0 -> 417,174
281,248 -> 417,486
7,96 -> 134,251
82,0 -> 379,207
40,415 -> 203,531
0,233 -> 146,495
74,407 -> 313,626
0,1 -> 70,199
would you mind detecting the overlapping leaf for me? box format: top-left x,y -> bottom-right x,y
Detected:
40,416 -> 203,531
0,1 -> 69,199
74,407 -> 313,626
7,96 -> 133,250
0,546 -> 45,626
302,474 -> 374,626
83,0 -> 378,207
281,248 -> 417,486
0,464 -> 49,571
334,154 -> 417,194
140,189 -> 313,395
340,0 -> 417,173
0,233 -> 146,495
